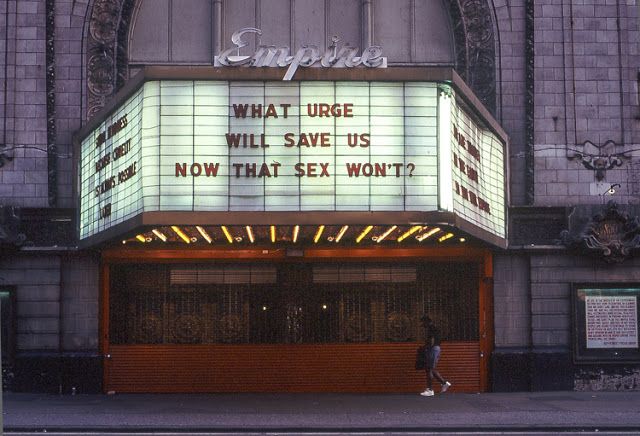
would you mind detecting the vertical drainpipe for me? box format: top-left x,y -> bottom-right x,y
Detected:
362,0 -> 373,49
524,0 -> 535,389
524,0 -> 535,205
46,0 -> 56,207
58,255 -> 65,394
212,0 -> 222,59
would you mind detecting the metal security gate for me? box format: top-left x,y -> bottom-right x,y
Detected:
103,260 -> 485,393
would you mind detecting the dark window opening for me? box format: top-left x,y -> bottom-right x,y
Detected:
0,287 -> 17,389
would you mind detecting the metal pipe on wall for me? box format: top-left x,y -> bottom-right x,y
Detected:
212,0 -> 223,57
362,0 -> 373,49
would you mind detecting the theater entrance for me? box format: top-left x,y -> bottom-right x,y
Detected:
102,247 -> 492,393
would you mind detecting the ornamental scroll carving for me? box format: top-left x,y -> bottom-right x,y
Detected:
87,0 -> 497,116
567,140 -> 629,182
445,0 -> 497,114
560,201 -> 640,264
86,0 -> 135,118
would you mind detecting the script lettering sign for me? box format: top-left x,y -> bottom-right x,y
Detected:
215,28 -> 387,80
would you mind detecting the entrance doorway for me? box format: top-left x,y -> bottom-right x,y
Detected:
103,258 -> 487,393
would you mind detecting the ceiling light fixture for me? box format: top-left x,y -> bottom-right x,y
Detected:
246,226 -> 255,243
135,234 -> 146,243
270,225 -> 276,243
335,225 -> 349,243
438,232 -> 454,242
196,226 -> 212,243
171,226 -> 191,244
313,225 -> 325,243
220,226 -> 233,244
416,227 -> 441,242
152,229 -> 167,242
356,225 -> 373,243
292,225 -> 300,243
376,225 -> 397,243
397,225 -> 423,242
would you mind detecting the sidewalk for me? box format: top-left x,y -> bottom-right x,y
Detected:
4,391 -> 640,432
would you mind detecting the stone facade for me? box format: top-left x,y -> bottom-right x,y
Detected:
0,0 -> 639,393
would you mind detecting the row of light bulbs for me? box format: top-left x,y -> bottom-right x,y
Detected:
129,225 -> 463,245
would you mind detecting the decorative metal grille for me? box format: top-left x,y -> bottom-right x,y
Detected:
110,263 -> 478,344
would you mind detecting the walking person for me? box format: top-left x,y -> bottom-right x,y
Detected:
420,314 -> 452,396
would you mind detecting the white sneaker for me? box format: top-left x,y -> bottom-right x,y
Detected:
420,389 -> 435,396
441,381 -> 451,393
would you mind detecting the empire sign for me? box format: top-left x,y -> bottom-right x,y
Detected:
214,28 -> 387,80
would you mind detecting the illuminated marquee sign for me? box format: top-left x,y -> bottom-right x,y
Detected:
79,80 -> 506,241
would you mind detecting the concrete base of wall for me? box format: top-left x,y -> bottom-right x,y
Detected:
491,348 -> 531,391
9,352 -> 102,394
492,348 -> 576,392
530,351 -> 574,391
8,350 -> 640,393
575,365 -> 640,391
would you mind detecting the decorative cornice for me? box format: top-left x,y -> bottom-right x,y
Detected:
560,201 -> 640,263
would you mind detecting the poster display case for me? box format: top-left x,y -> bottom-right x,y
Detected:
573,284 -> 640,363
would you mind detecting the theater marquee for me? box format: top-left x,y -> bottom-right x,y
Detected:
77,70 -> 507,245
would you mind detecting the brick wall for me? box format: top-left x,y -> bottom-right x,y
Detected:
0,0 -> 88,207
1,255 -> 61,350
0,0 -> 48,207
530,253 -> 640,348
533,0 -> 640,206
0,253 -> 99,352
54,0 -> 90,207
493,253 -> 530,348
493,0 -> 528,206
61,254 -> 99,350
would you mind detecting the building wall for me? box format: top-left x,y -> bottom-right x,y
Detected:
0,251 -> 101,392
0,0 -> 49,207
1,0 -> 639,393
531,253 -> 640,391
493,0 -> 528,206
533,1 -> 640,206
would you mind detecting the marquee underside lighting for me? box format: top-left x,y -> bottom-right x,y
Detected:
119,224 -> 473,247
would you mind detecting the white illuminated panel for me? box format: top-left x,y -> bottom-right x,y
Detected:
157,80 -> 438,214
448,90 -> 506,238
79,87 -> 144,240
78,80 -> 506,241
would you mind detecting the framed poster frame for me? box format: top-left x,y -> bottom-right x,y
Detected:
572,283 -> 640,363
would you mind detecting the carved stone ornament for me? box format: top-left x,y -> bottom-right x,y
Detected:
445,0 -> 497,114
560,201 -> 640,263
568,140 -> 629,182
86,0 -> 135,118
